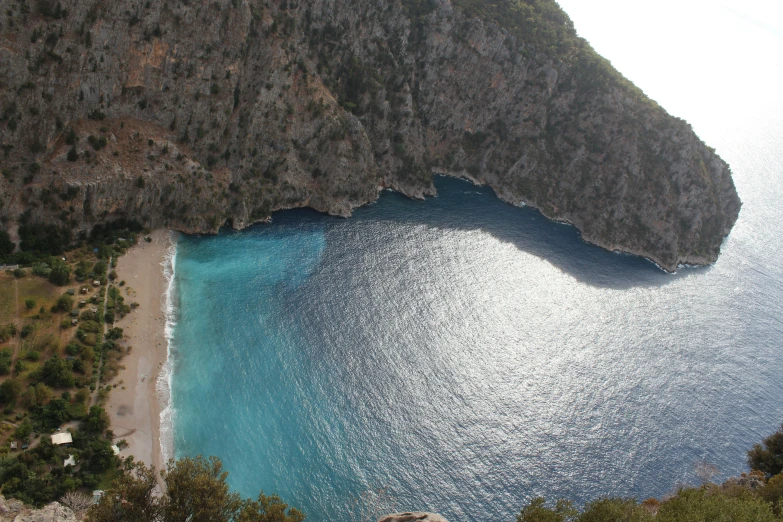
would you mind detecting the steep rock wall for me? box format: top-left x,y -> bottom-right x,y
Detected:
0,0 -> 741,270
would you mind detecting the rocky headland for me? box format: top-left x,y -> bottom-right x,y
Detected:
378,513 -> 449,522
0,0 -> 741,270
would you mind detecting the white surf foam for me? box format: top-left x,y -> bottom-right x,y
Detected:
157,231 -> 178,465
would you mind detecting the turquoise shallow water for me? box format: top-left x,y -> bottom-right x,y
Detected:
167,3 -> 783,521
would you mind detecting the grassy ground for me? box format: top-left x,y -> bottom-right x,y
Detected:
17,276 -> 61,312
0,275 -> 15,325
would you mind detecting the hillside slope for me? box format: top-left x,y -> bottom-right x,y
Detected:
0,0 -> 741,270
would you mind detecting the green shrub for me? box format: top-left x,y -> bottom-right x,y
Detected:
39,355 -> 75,388
64,128 -> 77,145
749,425 -> 783,477
0,378 -> 24,404
0,323 -> 17,342
87,135 -> 108,150
56,294 -> 73,312
32,262 -> 51,277
48,260 -> 71,286
0,349 -> 13,375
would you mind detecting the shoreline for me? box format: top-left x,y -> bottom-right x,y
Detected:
106,230 -> 176,473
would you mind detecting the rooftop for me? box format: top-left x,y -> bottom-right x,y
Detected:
51,432 -> 73,445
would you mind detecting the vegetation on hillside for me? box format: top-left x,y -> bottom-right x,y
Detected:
401,0 -> 655,107
88,456 -> 305,522
79,422 -> 783,521
515,423 -> 783,521
0,405 -> 116,506
0,228 -> 141,506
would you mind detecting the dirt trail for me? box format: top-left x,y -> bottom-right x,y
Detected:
12,276 -> 20,361
91,256 -> 112,407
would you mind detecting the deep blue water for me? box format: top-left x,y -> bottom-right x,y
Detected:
170,159 -> 783,520
167,4 -> 783,521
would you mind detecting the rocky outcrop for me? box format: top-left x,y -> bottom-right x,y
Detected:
378,513 -> 449,522
0,0 -> 740,270
0,496 -> 77,522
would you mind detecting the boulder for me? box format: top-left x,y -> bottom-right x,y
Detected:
378,513 -> 449,522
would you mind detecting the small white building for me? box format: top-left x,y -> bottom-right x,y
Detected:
51,432 -> 73,446
111,444 -> 121,456
64,455 -> 76,467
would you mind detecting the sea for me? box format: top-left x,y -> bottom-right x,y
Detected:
162,2 -> 783,521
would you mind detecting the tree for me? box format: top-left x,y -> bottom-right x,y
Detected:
89,438 -> 118,472
25,299 -> 36,310
0,230 -> 14,256
0,349 -> 12,375
48,260 -> 71,286
758,473 -> 783,514
237,493 -> 306,522
56,294 -> 73,312
75,387 -> 90,404
83,405 -> 110,433
60,492 -> 94,518
67,146 -> 78,162
38,397 -> 70,430
0,378 -> 24,404
517,498 -> 577,522
14,419 -> 33,440
87,459 -> 163,521
32,382 -> 53,405
748,424 -> 783,477
657,487 -> 778,522
0,323 -> 17,342
579,498 -> 652,521
75,260 -> 89,280
163,456 -> 243,522
64,128 -> 78,145
40,355 -> 75,388
93,260 -> 107,277
87,456 -> 307,522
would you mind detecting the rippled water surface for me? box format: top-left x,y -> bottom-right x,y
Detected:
169,3 -> 783,521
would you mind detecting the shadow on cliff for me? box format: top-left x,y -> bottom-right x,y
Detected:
266,176 -> 698,290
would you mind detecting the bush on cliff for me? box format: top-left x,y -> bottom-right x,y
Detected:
88,456 -> 305,522
517,487 -> 782,522
749,424 -> 783,477
516,422 -> 783,521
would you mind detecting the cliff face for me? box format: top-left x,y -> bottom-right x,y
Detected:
378,513 -> 448,522
0,0 -> 740,270
0,495 -> 78,522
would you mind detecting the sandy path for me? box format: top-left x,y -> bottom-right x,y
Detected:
106,230 -> 174,473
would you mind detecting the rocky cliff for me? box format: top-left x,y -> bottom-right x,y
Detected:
0,495 -> 77,522
378,513 -> 448,522
0,0 -> 741,270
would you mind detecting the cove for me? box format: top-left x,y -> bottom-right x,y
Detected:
168,173 -> 783,521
